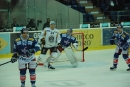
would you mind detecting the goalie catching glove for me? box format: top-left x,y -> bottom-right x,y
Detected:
73,43 -> 78,50
11,53 -> 18,63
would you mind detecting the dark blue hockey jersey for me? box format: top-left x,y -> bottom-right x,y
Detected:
110,30 -> 129,47
13,36 -> 40,56
60,33 -> 78,48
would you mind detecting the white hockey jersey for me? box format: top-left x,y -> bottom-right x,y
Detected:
38,27 -> 61,48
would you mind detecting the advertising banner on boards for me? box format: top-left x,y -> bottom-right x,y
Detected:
10,29 -> 102,53
102,27 -> 130,45
60,29 -> 102,50
0,33 -> 10,54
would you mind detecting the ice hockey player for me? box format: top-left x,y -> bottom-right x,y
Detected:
110,24 -> 130,71
10,28 -> 40,87
37,21 -> 61,69
57,28 -> 78,56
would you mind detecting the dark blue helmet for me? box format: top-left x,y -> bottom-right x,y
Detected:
69,28 -> 73,32
66,28 -> 73,36
21,28 -> 28,34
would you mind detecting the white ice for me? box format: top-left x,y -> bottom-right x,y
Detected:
0,49 -> 130,87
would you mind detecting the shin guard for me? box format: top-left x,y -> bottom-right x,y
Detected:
29,69 -> 36,84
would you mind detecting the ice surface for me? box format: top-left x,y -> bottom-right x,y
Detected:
0,49 -> 130,87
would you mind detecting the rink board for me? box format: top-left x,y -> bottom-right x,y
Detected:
0,27 -> 125,58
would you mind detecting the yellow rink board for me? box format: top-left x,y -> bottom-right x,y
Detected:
0,28 -> 116,59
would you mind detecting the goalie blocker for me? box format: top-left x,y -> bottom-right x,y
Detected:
64,46 -> 79,67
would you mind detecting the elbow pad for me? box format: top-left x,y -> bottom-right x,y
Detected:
127,39 -> 130,45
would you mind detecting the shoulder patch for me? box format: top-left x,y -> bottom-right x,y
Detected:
71,36 -> 76,40
72,35 -> 76,39
15,38 -> 20,42
121,34 -> 125,37
28,38 -> 34,41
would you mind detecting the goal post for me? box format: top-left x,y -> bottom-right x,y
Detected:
72,32 -> 85,62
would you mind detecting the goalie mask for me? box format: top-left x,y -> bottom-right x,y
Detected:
66,28 -> 73,36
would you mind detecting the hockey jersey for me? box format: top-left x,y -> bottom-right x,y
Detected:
60,33 -> 78,48
38,27 -> 61,48
110,30 -> 129,47
13,36 -> 40,63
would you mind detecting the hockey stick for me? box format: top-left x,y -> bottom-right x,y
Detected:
82,47 -> 88,51
0,61 -> 11,66
73,47 -> 88,51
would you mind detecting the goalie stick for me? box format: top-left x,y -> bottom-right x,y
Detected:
0,60 -> 11,66
73,47 -> 88,51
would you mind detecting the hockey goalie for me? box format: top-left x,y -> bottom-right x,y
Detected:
37,28 -> 79,67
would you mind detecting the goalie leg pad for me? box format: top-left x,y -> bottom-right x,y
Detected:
64,47 -> 78,67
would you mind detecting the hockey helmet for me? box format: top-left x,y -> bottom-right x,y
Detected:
117,24 -> 123,28
50,21 -> 55,25
21,28 -> 28,34
66,28 -> 73,36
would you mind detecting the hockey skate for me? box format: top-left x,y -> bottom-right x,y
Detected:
126,67 -> 130,71
110,66 -> 117,70
48,64 -> 55,70
21,83 -> 25,87
31,83 -> 36,87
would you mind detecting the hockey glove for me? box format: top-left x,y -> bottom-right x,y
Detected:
123,43 -> 129,51
110,39 -> 115,45
11,53 -> 18,63
41,38 -> 45,44
26,49 -> 36,57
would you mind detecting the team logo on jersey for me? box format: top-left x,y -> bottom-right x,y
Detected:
21,47 -> 28,55
64,40 -> 70,45
48,35 -> 54,43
